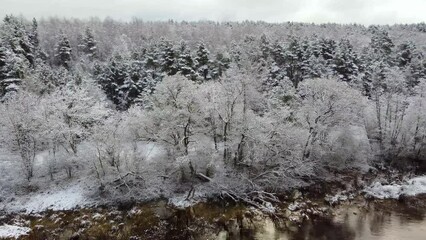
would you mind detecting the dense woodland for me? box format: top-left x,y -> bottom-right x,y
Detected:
1,15 -> 426,204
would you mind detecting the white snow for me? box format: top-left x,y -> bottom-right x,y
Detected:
8,184 -> 91,214
138,142 -> 166,162
168,195 -> 200,209
364,175 -> 426,199
324,191 -> 355,205
0,225 -> 31,239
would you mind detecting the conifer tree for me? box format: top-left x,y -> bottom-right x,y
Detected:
284,37 -> 305,88
332,39 -> 360,82
29,18 -> 39,50
194,42 -> 211,80
177,41 -> 196,80
1,15 -> 34,66
211,52 -> 230,80
369,27 -> 394,64
79,27 -> 97,60
55,33 -> 72,69
159,38 -> 177,75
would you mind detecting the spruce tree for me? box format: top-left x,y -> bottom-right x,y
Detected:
177,41 -> 196,80
194,42 -> 211,80
159,38 -> 177,75
259,34 -> 271,60
369,27 -> 395,64
55,33 -> 72,69
396,42 -> 415,67
284,37 -> 305,88
332,39 -> 360,82
211,52 -> 230,80
29,18 -> 39,50
1,15 -> 35,66
80,27 -> 97,60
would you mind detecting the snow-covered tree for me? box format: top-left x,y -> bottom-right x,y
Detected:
0,91 -> 45,181
332,39 -> 360,82
159,38 -> 177,75
1,15 -> 35,66
40,78 -> 109,178
364,66 -> 412,163
194,42 -> 211,81
296,78 -> 366,165
54,32 -> 72,69
177,41 -> 196,80
79,27 -> 97,60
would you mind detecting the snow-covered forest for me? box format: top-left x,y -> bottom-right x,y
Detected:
1,15 -> 426,208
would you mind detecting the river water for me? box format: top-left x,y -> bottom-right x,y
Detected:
10,198 -> 426,239
221,200 -> 426,240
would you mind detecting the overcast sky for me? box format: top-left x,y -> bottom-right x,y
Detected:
1,0 -> 425,25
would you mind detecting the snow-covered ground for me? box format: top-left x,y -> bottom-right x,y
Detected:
5,183 -> 93,214
0,142 -> 166,214
364,175 -> 426,199
0,225 -> 31,239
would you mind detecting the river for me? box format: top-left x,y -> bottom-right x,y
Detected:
3,197 -> 425,239
218,200 -> 426,240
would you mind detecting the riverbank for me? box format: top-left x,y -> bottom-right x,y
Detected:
1,173 -> 426,239
1,195 -> 425,240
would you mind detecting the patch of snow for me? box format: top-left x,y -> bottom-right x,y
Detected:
287,201 -> 306,212
287,202 -> 298,211
261,201 -> 276,213
8,184 -> 91,214
168,195 -> 200,209
138,142 -> 166,162
168,190 -> 208,209
92,213 -> 104,220
0,225 -> 31,239
34,150 -> 50,167
364,175 -> 426,199
325,191 -> 354,205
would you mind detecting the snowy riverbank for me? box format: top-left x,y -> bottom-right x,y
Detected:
3,183 -> 93,214
0,225 -> 31,239
364,175 -> 426,199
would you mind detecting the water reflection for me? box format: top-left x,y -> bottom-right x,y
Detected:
292,202 -> 425,240
216,201 -> 426,240
290,218 -> 356,240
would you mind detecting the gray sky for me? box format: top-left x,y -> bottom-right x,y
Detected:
1,0 -> 425,25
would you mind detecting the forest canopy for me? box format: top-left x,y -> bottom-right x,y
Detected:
1,15 -> 426,205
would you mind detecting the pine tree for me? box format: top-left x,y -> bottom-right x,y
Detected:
159,38 -> 177,75
318,38 -> 336,62
259,34 -> 271,60
406,55 -> 426,88
0,45 -> 25,97
284,37 -> 305,88
332,39 -> 360,82
55,33 -> 72,69
79,27 -> 97,60
369,27 -> 394,64
230,41 -> 242,68
211,52 -> 230,80
396,42 -> 415,67
1,49 -> 26,79
29,18 -> 39,50
265,61 -> 286,88
95,55 -> 158,109
144,45 -> 161,71
194,42 -> 211,80
1,15 -> 35,66
0,44 -> 6,79
270,41 -> 285,66
96,55 -> 128,107
177,41 -> 196,80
